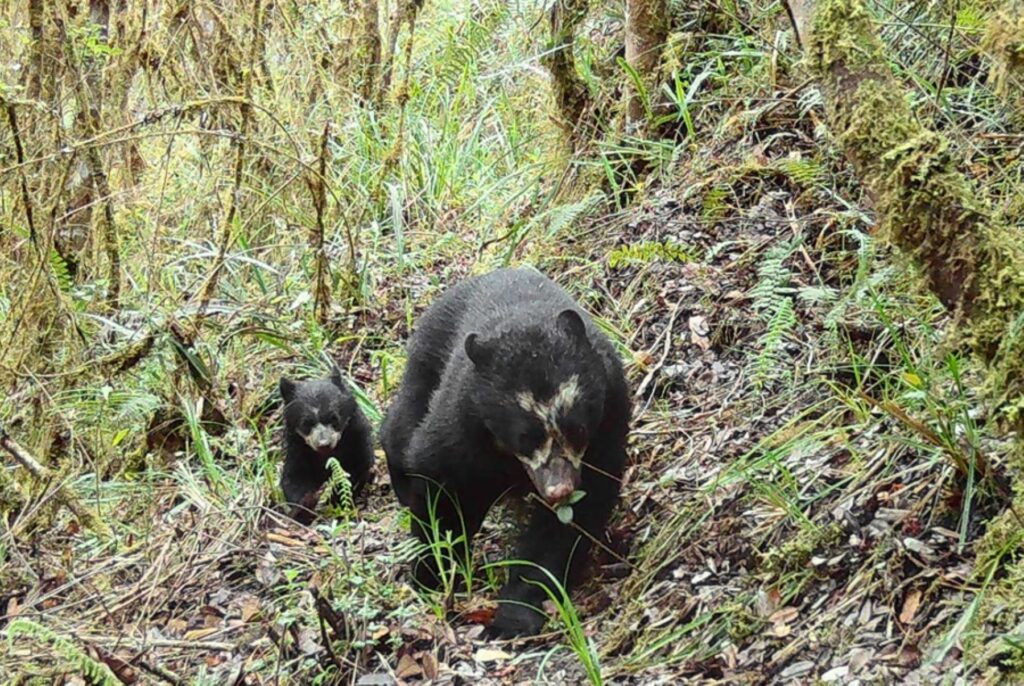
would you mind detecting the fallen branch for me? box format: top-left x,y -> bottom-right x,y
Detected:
0,422 -> 111,539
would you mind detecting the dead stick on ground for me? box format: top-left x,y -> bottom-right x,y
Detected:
0,422 -> 111,539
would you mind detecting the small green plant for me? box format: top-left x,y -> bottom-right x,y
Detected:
555,489 -> 587,524
320,457 -> 355,518
607,240 -> 698,269
409,481 -> 477,615
488,558 -> 603,686
5,619 -> 121,685
181,397 -> 228,497
749,239 -> 799,388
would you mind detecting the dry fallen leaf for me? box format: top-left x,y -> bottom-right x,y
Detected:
475,648 -> 513,662
396,654 -> 422,679
462,607 -> 496,625
689,315 -> 711,351
899,588 -> 922,625
240,597 -> 261,623
768,607 -> 799,625
420,652 -> 439,680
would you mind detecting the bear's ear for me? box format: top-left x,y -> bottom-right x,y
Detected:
464,333 -> 494,368
329,365 -> 345,390
556,308 -> 587,344
279,377 -> 297,403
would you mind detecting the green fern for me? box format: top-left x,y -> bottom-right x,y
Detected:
775,157 -> 823,187
5,618 -> 121,685
431,4 -> 509,88
320,457 -> 355,516
49,249 -> 72,294
750,240 -> 797,315
509,192 -> 604,258
753,298 -> 797,388
749,240 -> 800,387
607,240 -> 697,269
543,193 -> 605,240
701,186 -> 730,220
823,228 -> 879,332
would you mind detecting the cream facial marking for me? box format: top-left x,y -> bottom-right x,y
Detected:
302,423 -> 342,451
515,376 -> 585,469
516,375 -> 580,422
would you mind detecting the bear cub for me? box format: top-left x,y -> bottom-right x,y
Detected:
380,267 -> 630,638
279,367 -> 374,523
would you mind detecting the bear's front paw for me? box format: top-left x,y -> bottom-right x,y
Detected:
485,602 -> 546,639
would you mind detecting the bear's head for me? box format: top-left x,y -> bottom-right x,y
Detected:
280,367 -> 357,457
464,308 -> 607,505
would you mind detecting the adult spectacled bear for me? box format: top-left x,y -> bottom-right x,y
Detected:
381,267 -> 630,638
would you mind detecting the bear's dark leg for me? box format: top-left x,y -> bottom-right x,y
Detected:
489,449 -> 624,638
407,479 -> 491,591
382,390 -> 436,506
339,411 -> 375,498
281,459 -> 327,524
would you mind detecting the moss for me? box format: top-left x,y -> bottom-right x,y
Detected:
760,523 -> 843,575
982,1 -> 1024,115
0,464 -> 23,515
808,0 -> 1024,427
804,1 -> 1024,666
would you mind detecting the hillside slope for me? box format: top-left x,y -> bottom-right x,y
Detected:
2,1 -> 1022,684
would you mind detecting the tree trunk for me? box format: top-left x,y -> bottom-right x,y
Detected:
624,0 -> 668,130
359,0 -> 382,103
26,0 -> 54,100
59,0 -> 121,309
541,0 -> 590,137
788,0 -> 1024,427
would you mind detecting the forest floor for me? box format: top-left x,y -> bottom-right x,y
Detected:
3,1 -> 1023,685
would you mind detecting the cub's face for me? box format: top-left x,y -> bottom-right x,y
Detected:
465,309 -> 607,505
280,369 -> 356,457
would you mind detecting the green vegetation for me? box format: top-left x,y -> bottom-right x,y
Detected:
2,0 -> 1024,683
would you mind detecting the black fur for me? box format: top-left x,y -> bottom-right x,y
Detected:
381,267 -> 630,638
280,367 -> 374,523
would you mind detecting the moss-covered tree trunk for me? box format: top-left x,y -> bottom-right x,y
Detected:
624,0 -> 668,130
359,0 -> 382,103
788,0 -> 1024,426
542,0 -> 590,138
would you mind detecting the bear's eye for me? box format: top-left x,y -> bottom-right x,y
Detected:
561,422 -> 588,450
517,425 -> 547,450
297,417 -> 315,434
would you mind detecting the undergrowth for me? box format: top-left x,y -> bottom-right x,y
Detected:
2,0 -> 1024,683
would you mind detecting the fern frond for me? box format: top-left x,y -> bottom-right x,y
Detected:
701,186 -> 730,219
5,619 -> 121,686
321,457 -> 355,516
544,192 -> 606,240
775,157 -> 823,187
752,298 -> 797,389
750,240 -> 797,316
50,250 -> 73,294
